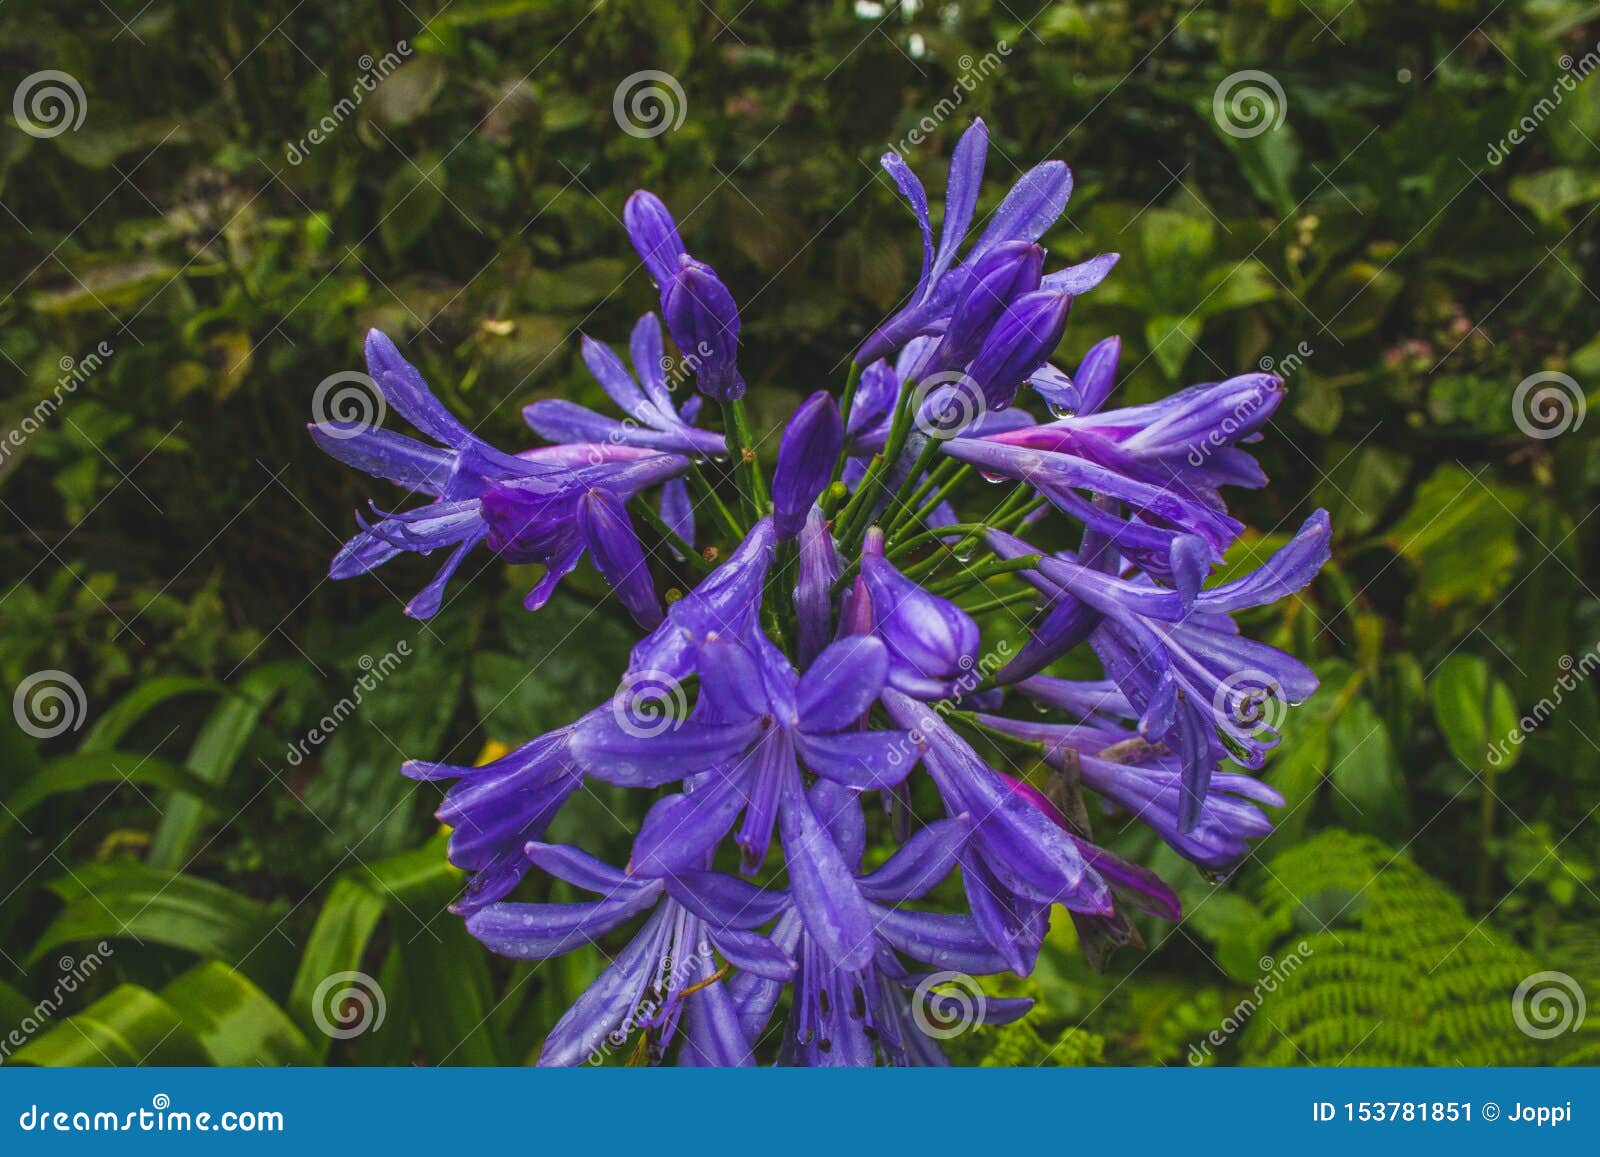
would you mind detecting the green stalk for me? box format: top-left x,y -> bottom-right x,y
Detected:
958,588 -> 1042,616
928,553 -> 1042,598
725,398 -> 770,522
687,463 -> 745,542
837,378 -> 919,548
829,362 -> 864,486
631,498 -> 714,571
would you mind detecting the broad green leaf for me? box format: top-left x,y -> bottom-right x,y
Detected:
31,863 -> 279,967
162,962 -> 316,1066
1509,168 -> 1600,227
1145,314 -> 1204,379
1213,118 -> 1300,216
148,661 -> 306,871
79,676 -> 220,753
379,153 -> 447,256
1430,654 -> 1522,772
1,752 -> 220,836
367,57 -> 448,128
288,877 -> 387,1055
1327,697 -> 1407,843
1186,891 -> 1273,982
8,985 -> 209,1066
1384,466 -> 1524,607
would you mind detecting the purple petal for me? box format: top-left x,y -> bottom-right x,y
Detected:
578,489 -> 662,629
795,634 -> 888,732
932,119 -> 988,284
624,191 -> 687,286
1041,253 -> 1120,298
364,329 -> 471,447
570,713 -> 760,788
972,160 -> 1073,260
795,730 -> 915,790
779,762 -> 875,970
465,890 -> 655,960
859,817 -> 968,902
772,390 -> 844,540
632,779 -> 749,879
794,507 -> 840,668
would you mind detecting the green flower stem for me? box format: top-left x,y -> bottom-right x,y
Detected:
829,361 -> 864,486
837,378 -> 918,549
725,397 -> 770,523
958,588 -> 1042,616
927,553 -> 1042,599
687,463 -> 746,542
891,460 -> 967,535
631,498 -> 715,571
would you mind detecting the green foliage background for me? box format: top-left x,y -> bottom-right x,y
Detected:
2,0 -> 1598,1066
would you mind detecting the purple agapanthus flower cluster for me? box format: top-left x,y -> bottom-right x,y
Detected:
311,120 -> 1330,1066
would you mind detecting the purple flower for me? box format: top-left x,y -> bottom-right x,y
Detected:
401,716 -> 589,912
794,507 -> 840,667
523,314 -> 725,459
479,450 -> 686,623
980,714 -> 1283,871
629,517 -> 775,682
310,330 -> 670,619
855,529 -> 981,699
991,511 -> 1330,828
994,371 -> 1288,492
882,689 -> 1113,973
311,119 -> 1334,1066
1029,334 -> 1121,417
626,191 -> 745,402
964,289 -> 1072,411
729,782 -> 1033,1065
941,429 -> 1245,574
772,390 -> 843,540
466,841 -> 792,1066
572,633 -> 911,969
857,120 -> 1116,366
925,240 -> 1045,375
